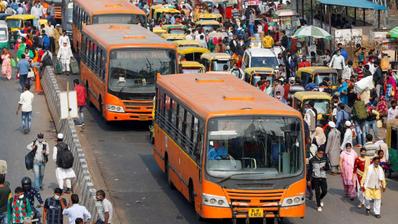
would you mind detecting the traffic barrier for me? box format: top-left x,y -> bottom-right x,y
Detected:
40,66 -> 101,221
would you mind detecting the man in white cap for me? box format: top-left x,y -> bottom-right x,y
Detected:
325,121 -> 341,174
52,133 -> 76,193
341,121 -> 353,151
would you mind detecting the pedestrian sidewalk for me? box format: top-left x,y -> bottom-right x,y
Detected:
0,76 -> 58,213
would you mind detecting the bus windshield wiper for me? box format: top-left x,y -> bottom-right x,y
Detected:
217,172 -> 264,184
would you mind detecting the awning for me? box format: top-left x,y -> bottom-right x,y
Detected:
317,0 -> 387,10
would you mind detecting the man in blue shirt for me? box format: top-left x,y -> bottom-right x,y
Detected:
17,54 -> 31,91
208,141 -> 228,160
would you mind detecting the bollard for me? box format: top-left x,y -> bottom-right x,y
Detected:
34,67 -> 43,94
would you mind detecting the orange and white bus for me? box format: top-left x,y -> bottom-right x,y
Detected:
72,0 -> 146,52
80,24 -> 177,121
153,74 -> 306,222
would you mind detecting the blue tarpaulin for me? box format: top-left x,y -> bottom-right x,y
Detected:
318,0 -> 387,10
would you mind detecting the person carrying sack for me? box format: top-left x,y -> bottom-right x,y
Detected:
52,133 -> 76,193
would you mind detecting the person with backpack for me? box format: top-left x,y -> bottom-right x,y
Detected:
353,96 -> 368,147
336,103 -> 350,135
7,187 -> 33,224
52,133 -> 75,193
26,133 -> 50,191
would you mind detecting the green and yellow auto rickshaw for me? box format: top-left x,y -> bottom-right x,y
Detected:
385,120 -> 398,177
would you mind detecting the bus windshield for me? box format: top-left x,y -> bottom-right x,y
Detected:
206,116 -> 303,180
109,49 -> 176,94
93,14 -> 146,26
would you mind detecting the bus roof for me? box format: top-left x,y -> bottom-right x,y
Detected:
75,0 -> 145,16
83,24 -> 176,49
157,74 -> 302,118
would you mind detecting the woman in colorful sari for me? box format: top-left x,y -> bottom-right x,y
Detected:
339,142 -> 358,200
1,48 -> 12,80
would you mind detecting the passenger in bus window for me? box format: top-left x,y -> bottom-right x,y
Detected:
208,140 -> 228,160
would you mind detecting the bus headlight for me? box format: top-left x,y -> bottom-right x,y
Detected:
106,104 -> 125,113
202,193 -> 229,208
281,196 -> 305,207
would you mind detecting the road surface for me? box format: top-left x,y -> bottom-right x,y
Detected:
56,75 -> 398,224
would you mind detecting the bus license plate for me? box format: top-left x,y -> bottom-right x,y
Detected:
248,208 -> 263,218
138,115 -> 148,120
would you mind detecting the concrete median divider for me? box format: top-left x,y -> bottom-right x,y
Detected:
40,66 -> 101,220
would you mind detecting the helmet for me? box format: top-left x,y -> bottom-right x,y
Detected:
21,176 -> 32,191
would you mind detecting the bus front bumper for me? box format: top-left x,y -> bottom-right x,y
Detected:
104,110 -> 153,121
200,203 -> 305,219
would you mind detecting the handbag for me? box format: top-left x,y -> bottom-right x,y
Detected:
25,148 -> 36,170
10,58 -> 16,68
27,69 -> 35,79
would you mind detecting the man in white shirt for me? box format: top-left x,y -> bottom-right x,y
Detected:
387,101 -> 398,121
16,83 -> 34,134
30,2 -> 43,19
96,190 -> 113,224
329,50 -> 345,78
63,194 -> 91,224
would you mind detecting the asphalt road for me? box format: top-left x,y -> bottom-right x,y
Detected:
0,77 -> 57,207
55,75 -> 398,224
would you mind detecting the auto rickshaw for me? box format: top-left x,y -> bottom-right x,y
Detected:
0,21 -> 9,49
173,40 -> 202,48
162,24 -> 186,34
178,47 -> 210,62
200,53 -> 232,72
296,66 -> 339,91
194,20 -> 222,33
195,12 -> 223,23
160,33 -> 185,41
150,6 -> 181,24
179,61 -> 205,74
6,14 -> 47,32
153,26 -> 167,36
243,67 -> 275,86
385,120 -> 398,177
292,91 -> 332,121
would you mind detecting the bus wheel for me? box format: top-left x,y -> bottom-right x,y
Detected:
189,180 -> 195,207
165,154 -> 175,190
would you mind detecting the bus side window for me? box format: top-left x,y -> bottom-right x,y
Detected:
192,117 -> 203,164
178,106 -> 186,146
185,111 -> 193,152
171,99 -> 178,137
80,35 -> 86,62
85,39 -> 90,64
92,42 -> 97,71
101,50 -> 106,80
